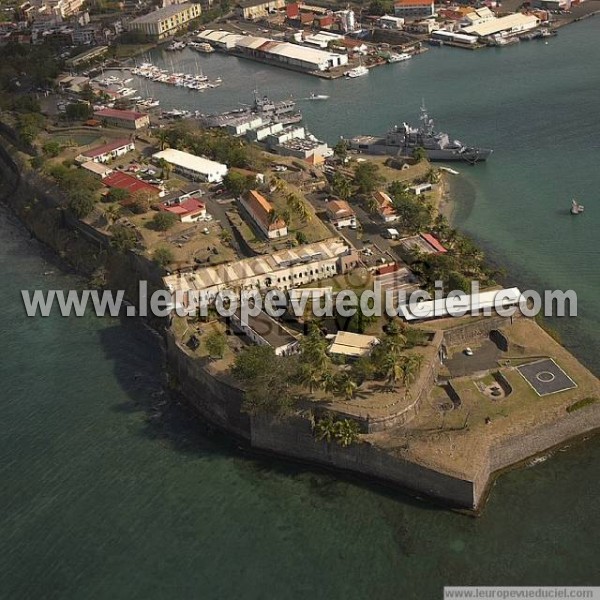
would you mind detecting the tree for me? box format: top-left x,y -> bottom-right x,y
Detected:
42,140 -> 61,158
128,189 -> 156,214
157,158 -> 171,180
353,162 -> 383,195
110,224 -> 138,252
314,415 -> 360,446
104,203 -> 122,225
295,231 -> 308,245
68,189 -> 95,218
153,246 -> 174,268
156,130 -> 170,151
336,372 -> 358,400
150,211 -> 178,231
104,187 -> 130,204
298,363 -> 322,394
204,329 -> 227,359
333,139 -> 349,161
320,371 -> 338,395
233,345 -> 276,382
365,195 -> 380,214
331,172 -> 352,200
223,171 -> 253,197
16,112 -> 44,144
426,168 -> 441,184
314,414 -> 337,443
65,102 -> 93,121
412,146 -> 428,163
400,354 -> 423,386
333,419 -> 360,447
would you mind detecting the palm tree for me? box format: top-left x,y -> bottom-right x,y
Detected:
314,414 -> 337,443
104,204 -> 122,225
400,354 -> 423,387
297,200 -> 311,223
365,195 -> 380,215
158,158 -> 171,180
298,364 -> 322,394
286,192 -> 301,212
320,371 -> 338,395
333,419 -> 360,447
337,373 -> 358,401
426,168 -> 441,184
381,353 -> 403,389
156,130 -> 169,151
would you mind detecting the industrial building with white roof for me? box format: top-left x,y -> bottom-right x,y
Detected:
152,149 -> 228,183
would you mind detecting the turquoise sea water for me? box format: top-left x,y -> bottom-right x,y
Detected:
1,19 -> 599,598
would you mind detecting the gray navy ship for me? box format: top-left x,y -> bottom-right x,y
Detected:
199,91 -> 302,129
346,104 -> 492,163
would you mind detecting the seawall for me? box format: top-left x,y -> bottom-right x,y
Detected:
2,135 -> 599,513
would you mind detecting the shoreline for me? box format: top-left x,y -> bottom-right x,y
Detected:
1,119 -> 599,513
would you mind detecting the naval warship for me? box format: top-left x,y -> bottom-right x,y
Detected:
199,91 -> 302,128
346,104 -> 492,163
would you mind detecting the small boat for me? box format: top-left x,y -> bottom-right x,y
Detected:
308,92 -> 329,100
570,199 -> 584,215
387,52 -> 411,63
192,42 -> 215,53
345,65 -> 369,78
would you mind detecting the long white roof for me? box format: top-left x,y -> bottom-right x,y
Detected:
462,13 -> 538,37
398,287 -> 523,322
153,149 -> 227,175
164,239 -> 351,294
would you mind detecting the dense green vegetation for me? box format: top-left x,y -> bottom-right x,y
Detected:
46,163 -> 103,218
231,321 -> 426,419
159,123 -> 266,171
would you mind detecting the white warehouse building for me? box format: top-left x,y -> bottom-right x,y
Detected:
461,13 -> 540,38
152,149 -> 228,183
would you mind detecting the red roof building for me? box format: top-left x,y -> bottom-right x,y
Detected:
420,233 -> 447,254
162,197 -> 206,223
76,138 -> 135,163
94,108 -> 150,130
286,2 -> 300,18
372,190 -> 398,223
103,171 -> 160,196
239,190 -> 288,240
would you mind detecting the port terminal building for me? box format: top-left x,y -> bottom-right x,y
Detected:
197,30 -> 348,72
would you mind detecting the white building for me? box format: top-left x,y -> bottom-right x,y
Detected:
152,149 -> 228,183
461,7 -> 495,27
231,310 -> 299,356
394,0 -> 435,20
163,239 -> 359,302
461,13 -> 540,38
80,161 -> 113,179
328,331 -> 379,359
326,200 -> 356,228
379,14 -> 405,28
76,138 -> 135,164
398,287 -> 523,322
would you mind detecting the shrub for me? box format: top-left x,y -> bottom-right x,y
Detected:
150,211 -> 178,231
153,246 -> 174,268
566,398 -> 598,413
